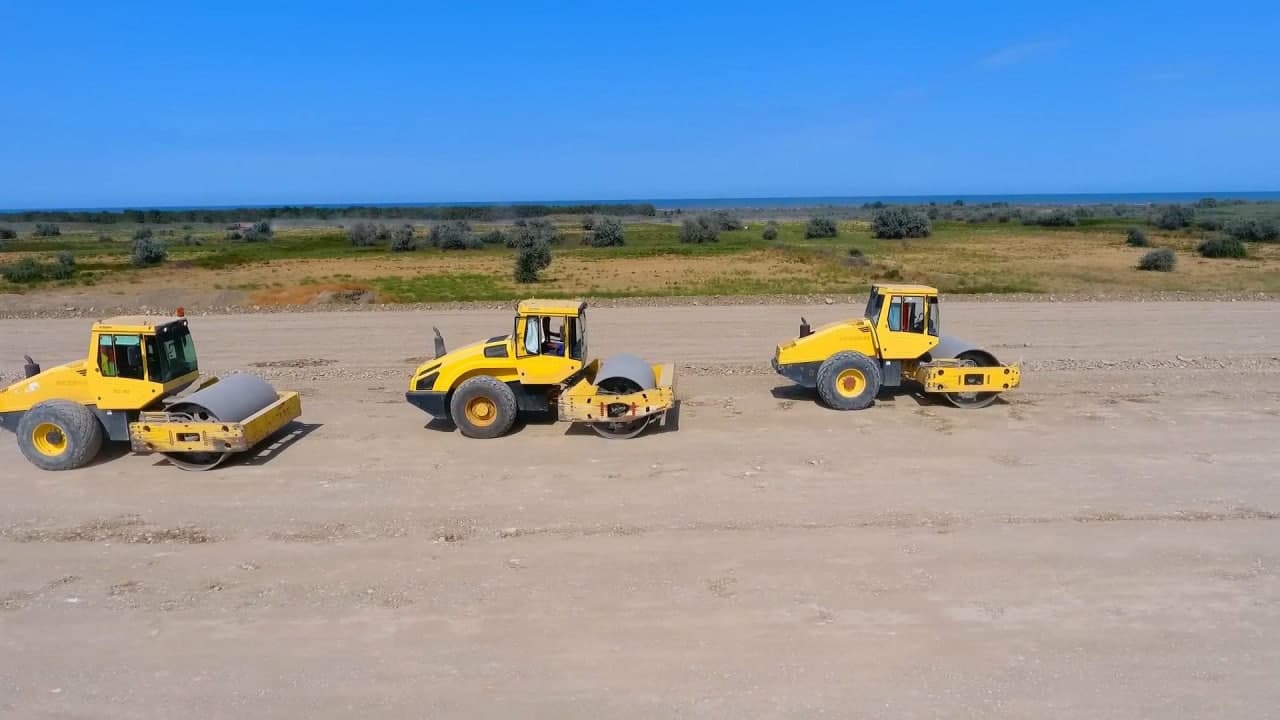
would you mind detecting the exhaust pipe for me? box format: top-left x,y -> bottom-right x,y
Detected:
799,317 -> 812,338
23,355 -> 40,378
432,327 -> 447,358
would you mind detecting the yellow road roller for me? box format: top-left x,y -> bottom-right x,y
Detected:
773,284 -> 1020,410
407,299 -> 676,439
0,311 -> 301,471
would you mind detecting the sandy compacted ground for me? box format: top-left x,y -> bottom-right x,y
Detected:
1,301 -> 1278,718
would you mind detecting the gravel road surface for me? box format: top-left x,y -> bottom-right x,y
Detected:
1,301 -> 1278,718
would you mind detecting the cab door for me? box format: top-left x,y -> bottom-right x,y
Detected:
514,314 -> 583,385
874,294 -> 940,360
90,332 -> 161,410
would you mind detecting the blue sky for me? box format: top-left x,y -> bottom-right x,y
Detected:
2,0 -> 1278,208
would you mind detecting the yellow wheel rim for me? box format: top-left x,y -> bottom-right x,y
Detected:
31,422 -> 68,457
465,397 -> 498,427
835,368 -> 866,398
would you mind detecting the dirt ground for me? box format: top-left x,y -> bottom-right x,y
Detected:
1,301 -> 1278,718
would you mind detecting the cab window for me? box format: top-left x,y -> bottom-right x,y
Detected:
541,316 -> 567,356
886,296 -> 926,334
864,291 -> 885,324
927,296 -> 940,337
519,315 -> 570,357
98,334 -> 145,379
521,318 -> 542,355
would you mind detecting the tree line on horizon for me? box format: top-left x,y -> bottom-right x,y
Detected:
0,203 -> 658,225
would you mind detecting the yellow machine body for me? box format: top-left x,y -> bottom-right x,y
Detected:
1,314 -> 300,471
407,299 -> 676,438
773,284 -> 1020,410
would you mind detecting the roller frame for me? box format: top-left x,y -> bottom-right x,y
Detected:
128,390 -> 302,470
912,360 -> 1021,394
557,362 -> 676,432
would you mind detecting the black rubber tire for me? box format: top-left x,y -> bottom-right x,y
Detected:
816,351 -> 882,411
16,400 -> 105,471
943,350 -> 1000,410
449,376 -> 519,439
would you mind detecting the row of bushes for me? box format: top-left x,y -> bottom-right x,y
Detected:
1,252 -> 76,283
0,203 -> 657,225
0,222 -> 63,238
347,217 -> 589,252
1135,236 -> 1250,273
1130,223 -> 1251,258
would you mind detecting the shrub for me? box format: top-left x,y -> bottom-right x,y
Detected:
761,221 -> 778,241
430,221 -> 479,250
1224,217 -> 1280,243
1,256 -> 76,283
1196,216 -> 1222,231
241,220 -> 273,242
581,215 -> 597,231
1196,197 -> 1218,208
33,223 -> 61,237
514,239 -> 552,283
709,210 -> 742,231
870,207 -> 932,239
181,234 -> 205,246
98,233 -> 113,243
1137,247 -> 1176,272
349,221 -> 389,247
805,216 -> 839,238
679,216 -> 720,244
1125,227 -> 1148,247
1,257 -> 41,283
130,237 -> 168,267
0,227 -> 15,240
480,229 -> 506,245
1196,236 -> 1247,259
586,217 -> 625,247
1154,205 -> 1194,230
507,218 -> 561,248
133,227 -> 154,241
387,225 -> 417,252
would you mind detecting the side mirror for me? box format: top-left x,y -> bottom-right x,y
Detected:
432,327 -> 446,358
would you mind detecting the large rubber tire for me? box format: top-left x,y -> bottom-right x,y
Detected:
16,400 -> 105,471
943,350 -> 1000,410
816,351 -> 882,411
449,376 -> 518,439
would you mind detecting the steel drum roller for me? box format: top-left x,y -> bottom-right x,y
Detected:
168,374 -> 279,422
595,354 -> 657,395
163,374 -> 280,469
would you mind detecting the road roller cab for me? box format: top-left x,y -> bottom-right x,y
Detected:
407,299 -> 677,439
1,311 -> 301,471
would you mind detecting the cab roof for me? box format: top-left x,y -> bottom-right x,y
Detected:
872,283 -> 938,295
93,315 -> 185,332
516,299 -> 587,316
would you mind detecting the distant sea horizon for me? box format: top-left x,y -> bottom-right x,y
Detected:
5,190 -> 1280,214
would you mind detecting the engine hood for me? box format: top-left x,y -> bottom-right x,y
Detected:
774,317 -> 877,366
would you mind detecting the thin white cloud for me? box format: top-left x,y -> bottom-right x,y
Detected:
978,40 -> 1064,68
